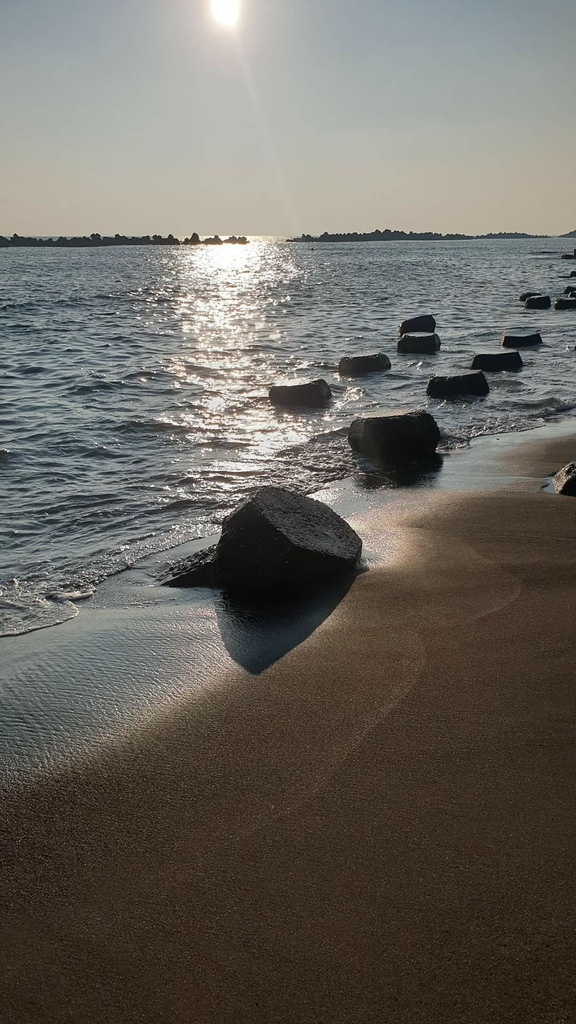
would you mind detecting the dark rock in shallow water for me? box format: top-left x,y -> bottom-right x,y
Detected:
501,332 -> 543,348
397,333 -> 441,355
520,291 -> 540,302
571,271 -> 576,278
269,379 -> 332,409
338,353 -> 391,377
561,253 -> 576,260
471,351 -> 523,372
427,371 -> 489,399
553,463 -> 576,496
555,298 -> 576,310
564,286 -> 576,296
348,411 -> 440,465
525,295 -> 551,309
216,487 -> 362,590
400,314 -> 436,336
164,488 -> 362,591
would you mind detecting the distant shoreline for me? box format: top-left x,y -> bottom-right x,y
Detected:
291,229 -> 576,243
0,233 -> 248,249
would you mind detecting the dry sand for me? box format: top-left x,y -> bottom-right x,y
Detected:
2,434 -> 576,1022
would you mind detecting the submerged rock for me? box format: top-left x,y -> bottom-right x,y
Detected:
501,332 -> 543,348
164,487 -> 362,591
525,295 -> 551,309
397,333 -> 441,355
348,411 -> 440,465
571,271 -> 576,278
520,291 -> 540,302
555,298 -> 576,310
269,379 -> 332,409
338,353 -> 391,377
564,286 -> 576,296
427,371 -> 489,399
400,314 -> 436,336
553,463 -> 576,496
471,351 -> 523,371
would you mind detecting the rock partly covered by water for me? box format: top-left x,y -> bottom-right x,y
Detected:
501,332 -> 543,348
163,486 -> 363,590
427,371 -> 489,399
555,298 -> 576,310
520,291 -> 540,302
397,334 -> 441,355
348,411 -> 440,465
471,351 -> 523,371
525,295 -> 551,309
553,463 -> 576,496
269,379 -> 332,409
400,314 -> 436,336
338,353 -> 391,377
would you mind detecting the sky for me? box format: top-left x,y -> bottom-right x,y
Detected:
1,0 -> 575,237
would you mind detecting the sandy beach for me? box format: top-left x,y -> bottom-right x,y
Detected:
3,431 -> 576,1023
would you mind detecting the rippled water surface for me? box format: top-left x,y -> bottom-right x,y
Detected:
1,237 -> 575,633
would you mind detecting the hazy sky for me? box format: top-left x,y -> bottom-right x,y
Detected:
1,0 -> 575,236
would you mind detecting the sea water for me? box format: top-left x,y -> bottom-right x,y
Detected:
1,237 -> 574,635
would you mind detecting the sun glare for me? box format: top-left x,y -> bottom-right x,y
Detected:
210,0 -> 240,28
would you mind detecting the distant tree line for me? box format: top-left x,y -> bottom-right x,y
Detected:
0,233 -> 248,249
293,229 -> 549,242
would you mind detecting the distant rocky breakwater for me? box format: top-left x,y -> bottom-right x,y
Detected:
0,232 -> 248,249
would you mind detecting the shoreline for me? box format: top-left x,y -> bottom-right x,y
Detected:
3,426 -> 576,1020
2,414 -> 576,777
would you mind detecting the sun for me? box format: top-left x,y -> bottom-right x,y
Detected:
210,0 -> 240,28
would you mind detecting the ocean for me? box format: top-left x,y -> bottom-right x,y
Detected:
1,236 -> 575,636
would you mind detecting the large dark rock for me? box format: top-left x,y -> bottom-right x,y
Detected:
561,253 -> 576,260
564,286 -> 576,296
427,371 -> 489,399
553,463 -> 576,496
501,332 -> 543,348
571,271 -> 576,278
520,291 -> 540,302
339,353 -> 391,377
400,314 -> 436,336
525,295 -> 551,309
348,411 -> 440,465
397,333 -> 441,355
163,488 -> 363,590
555,298 -> 576,310
471,351 -> 523,372
269,379 -> 332,409
216,487 -> 362,589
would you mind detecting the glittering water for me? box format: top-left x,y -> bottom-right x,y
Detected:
1,237 -> 574,634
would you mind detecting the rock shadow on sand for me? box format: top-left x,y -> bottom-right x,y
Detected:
214,574 -> 357,675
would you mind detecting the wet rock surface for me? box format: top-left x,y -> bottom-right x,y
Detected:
163,487 -> 363,591
338,353 -> 391,377
399,314 -> 436,336
397,334 -> 441,355
348,411 -> 440,465
471,351 -> 523,372
501,332 -> 543,348
269,379 -> 332,409
427,372 -> 489,399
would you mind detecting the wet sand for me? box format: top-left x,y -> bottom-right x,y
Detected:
3,434 -> 576,1022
